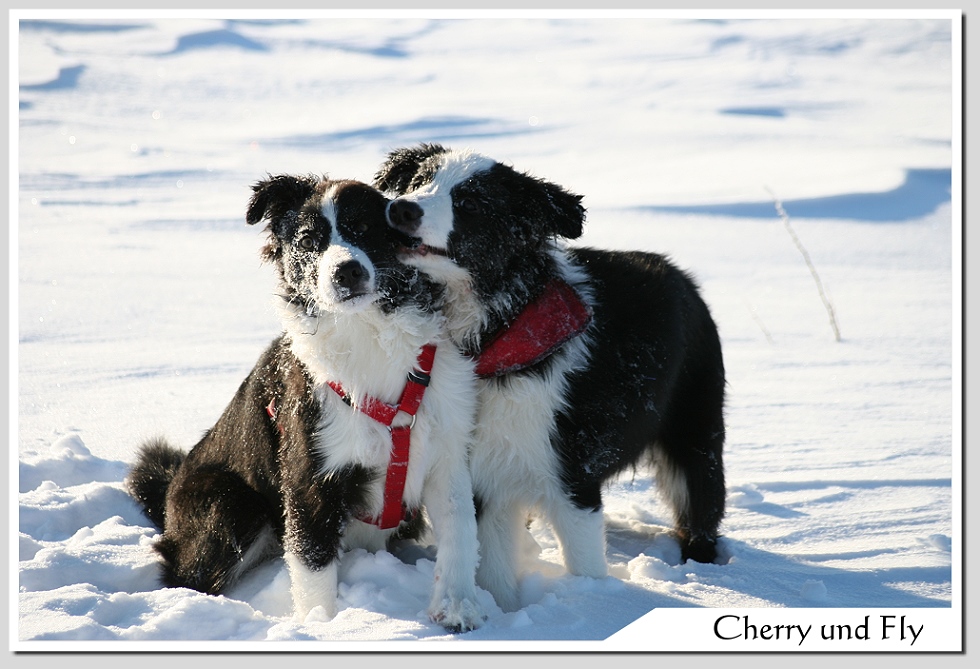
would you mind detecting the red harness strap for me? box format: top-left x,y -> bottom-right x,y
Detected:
326,343 -> 436,530
474,279 -> 593,378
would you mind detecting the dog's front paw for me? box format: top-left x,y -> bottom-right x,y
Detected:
294,603 -> 337,623
286,554 -> 339,623
477,569 -> 521,613
428,596 -> 487,633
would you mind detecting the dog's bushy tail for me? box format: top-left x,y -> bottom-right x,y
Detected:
126,437 -> 185,529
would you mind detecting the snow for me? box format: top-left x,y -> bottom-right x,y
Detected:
10,10 -> 963,653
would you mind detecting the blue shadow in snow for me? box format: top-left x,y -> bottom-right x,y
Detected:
221,18 -> 445,59
162,28 -> 269,55
288,39 -> 411,59
639,168 -> 951,222
21,65 -> 86,92
226,19 -> 305,27
721,106 -> 787,118
19,20 -> 146,33
273,115 -> 538,149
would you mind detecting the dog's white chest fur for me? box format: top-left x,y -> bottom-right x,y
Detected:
282,302 -> 475,515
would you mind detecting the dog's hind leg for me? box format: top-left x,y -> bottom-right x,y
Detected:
653,380 -> 726,563
547,496 -> 608,579
153,464 -> 277,594
652,440 -> 725,563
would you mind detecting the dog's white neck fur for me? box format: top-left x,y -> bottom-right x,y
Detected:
278,298 -> 442,406
413,241 -> 589,355
389,150 -> 495,247
432,262 -> 487,353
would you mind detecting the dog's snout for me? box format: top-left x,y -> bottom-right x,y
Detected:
334,260 -> 368,291
387,199 -> 424,233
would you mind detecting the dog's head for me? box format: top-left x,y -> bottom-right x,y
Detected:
375,144 -> 586,284
247,174 -> 436,317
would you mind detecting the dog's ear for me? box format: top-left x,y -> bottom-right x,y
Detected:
537,178 -> 586,240
246,174 -> 320,226
374,143 -> 447,195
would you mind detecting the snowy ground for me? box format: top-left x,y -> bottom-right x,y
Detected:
10,11 -> 963,653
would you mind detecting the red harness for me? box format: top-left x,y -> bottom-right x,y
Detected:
264,344 -> 435,531
327,343 -> 436,530
474,279 -> 593,378
265,281 -> 589,529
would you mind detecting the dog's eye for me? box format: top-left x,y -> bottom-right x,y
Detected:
355,221 -> 370,234
457,197 -> 480,215
297,235 -> 317,252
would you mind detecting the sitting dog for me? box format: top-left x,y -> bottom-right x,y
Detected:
376,144 -> 727,612
126,174 -> 485,631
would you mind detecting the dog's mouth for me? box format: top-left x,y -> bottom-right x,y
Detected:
401,243 -> 449,258
324,290 -> 377,316
388,223 -> 451,261
395,235 -> 450,260
338,289 -> 374,303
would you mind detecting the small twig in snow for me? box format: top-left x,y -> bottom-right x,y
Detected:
766,187 -> 841,342
745,300 -> 775,345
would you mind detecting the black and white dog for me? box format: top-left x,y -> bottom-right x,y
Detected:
126,175 -> 485,631
376,144 -> 727,612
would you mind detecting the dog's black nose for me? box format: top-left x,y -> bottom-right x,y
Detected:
387,199 -> 424,233
334,260 -> 368,293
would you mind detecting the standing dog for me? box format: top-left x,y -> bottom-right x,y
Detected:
376,144 -> 726,612
126,175 -> 485,631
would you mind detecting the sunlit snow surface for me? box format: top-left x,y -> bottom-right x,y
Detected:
14,13 -> 959,649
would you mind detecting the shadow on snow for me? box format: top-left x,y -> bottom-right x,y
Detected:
638,168 -> 951,222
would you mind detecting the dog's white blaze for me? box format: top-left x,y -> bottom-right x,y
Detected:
316,242 -> 376,307
393,151 -> 502,351
314,194 -> 378,310
320,188 -> 338,222
398,150 -> 496,250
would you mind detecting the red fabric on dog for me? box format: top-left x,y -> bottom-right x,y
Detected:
475,279 -> 592,378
